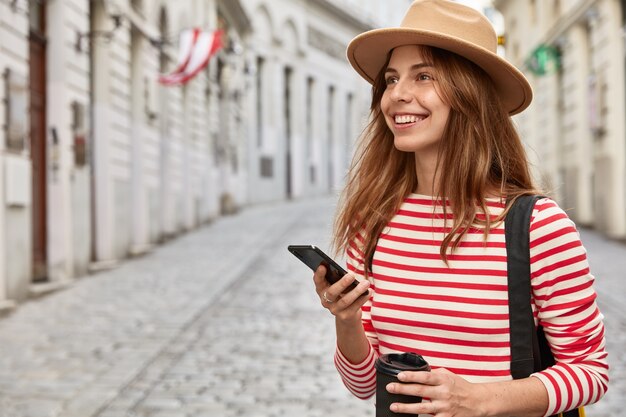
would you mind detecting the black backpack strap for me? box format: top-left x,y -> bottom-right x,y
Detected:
506,195 -> 583,417
505,195 -> 544,379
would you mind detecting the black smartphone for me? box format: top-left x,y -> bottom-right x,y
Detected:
287,245 -> 359,292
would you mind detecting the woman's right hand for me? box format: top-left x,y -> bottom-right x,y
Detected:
313,265 -> 370,323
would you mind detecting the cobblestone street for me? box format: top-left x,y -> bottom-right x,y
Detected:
0,196 -> 623,417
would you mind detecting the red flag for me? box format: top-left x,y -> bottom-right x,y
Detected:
158,29 -> 223,86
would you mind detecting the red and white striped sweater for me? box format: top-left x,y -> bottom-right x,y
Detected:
334,195 -> 608,416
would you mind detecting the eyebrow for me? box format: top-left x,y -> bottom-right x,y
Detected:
385,63 -> 432,74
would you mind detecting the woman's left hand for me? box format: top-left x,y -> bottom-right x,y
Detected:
386,368 -> 487,417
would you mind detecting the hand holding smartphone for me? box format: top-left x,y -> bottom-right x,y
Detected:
287,245 -> 359,293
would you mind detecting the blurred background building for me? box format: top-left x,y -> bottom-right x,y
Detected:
495,0 -> 626,239
0,0 -> 411,309
1,0 -> 625,311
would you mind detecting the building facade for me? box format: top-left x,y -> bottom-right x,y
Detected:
241,0 -> 411,202
0,0 -> 410,310
494,0 -> 626,239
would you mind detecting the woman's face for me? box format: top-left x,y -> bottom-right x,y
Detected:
381,45 -> 451,158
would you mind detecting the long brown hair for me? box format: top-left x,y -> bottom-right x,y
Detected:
333,45 -> 541,270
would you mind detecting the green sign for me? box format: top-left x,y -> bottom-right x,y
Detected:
525,44 -> 560,76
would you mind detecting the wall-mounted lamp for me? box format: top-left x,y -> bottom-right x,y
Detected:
0,0 -> 27,14
148,32 -> 184,52
75,14 -> 123,53
225,39 -> 243,56
149,37 -> 168,51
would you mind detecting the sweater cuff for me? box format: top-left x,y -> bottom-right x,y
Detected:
334,344 -> 377,399
530,372 -> 561,417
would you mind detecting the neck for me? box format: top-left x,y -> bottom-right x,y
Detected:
413,152 -> 440,196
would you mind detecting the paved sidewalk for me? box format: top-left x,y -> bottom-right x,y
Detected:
0,196 -> 373,417
576,228 -> 626,417
0,196 -> 623,417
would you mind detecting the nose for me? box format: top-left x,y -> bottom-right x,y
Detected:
389,78 -> 413,103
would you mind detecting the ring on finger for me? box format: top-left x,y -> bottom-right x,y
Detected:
322,291 -> 333,303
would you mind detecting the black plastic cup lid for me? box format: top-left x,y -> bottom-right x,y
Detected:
375,352 -> 430,376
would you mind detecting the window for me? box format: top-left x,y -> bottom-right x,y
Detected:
306,76 -> 314,182
345,93 -> 353,169
327,86 -> 335,189
530,0 -> 537,25
256,56 -> 264,148
3,69 -> 28,153
553,0 -> 561,18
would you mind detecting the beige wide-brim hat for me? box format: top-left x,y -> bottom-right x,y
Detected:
347,0 -> 532,115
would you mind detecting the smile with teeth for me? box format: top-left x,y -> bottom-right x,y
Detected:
394,114 -> 426,124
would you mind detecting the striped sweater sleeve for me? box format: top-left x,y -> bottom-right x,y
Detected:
528,198 -> 609,416
333,236 -> 379,399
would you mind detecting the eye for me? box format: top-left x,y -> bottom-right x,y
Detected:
417,72 -> 433,81
385,75 -> 399,85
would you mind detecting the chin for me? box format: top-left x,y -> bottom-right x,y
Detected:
393,144 -> 416,153
394,134 -> 442,154
393,137 -> 419,153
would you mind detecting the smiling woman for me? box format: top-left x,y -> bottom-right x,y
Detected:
380,46 -> 450,170
306,1 -> 610,417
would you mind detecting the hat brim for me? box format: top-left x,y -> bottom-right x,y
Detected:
347,28 -> 532,115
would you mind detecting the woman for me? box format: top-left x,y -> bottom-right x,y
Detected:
312,1 -> 609,416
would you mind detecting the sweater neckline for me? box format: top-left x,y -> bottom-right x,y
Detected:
405,193 -> 506,205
